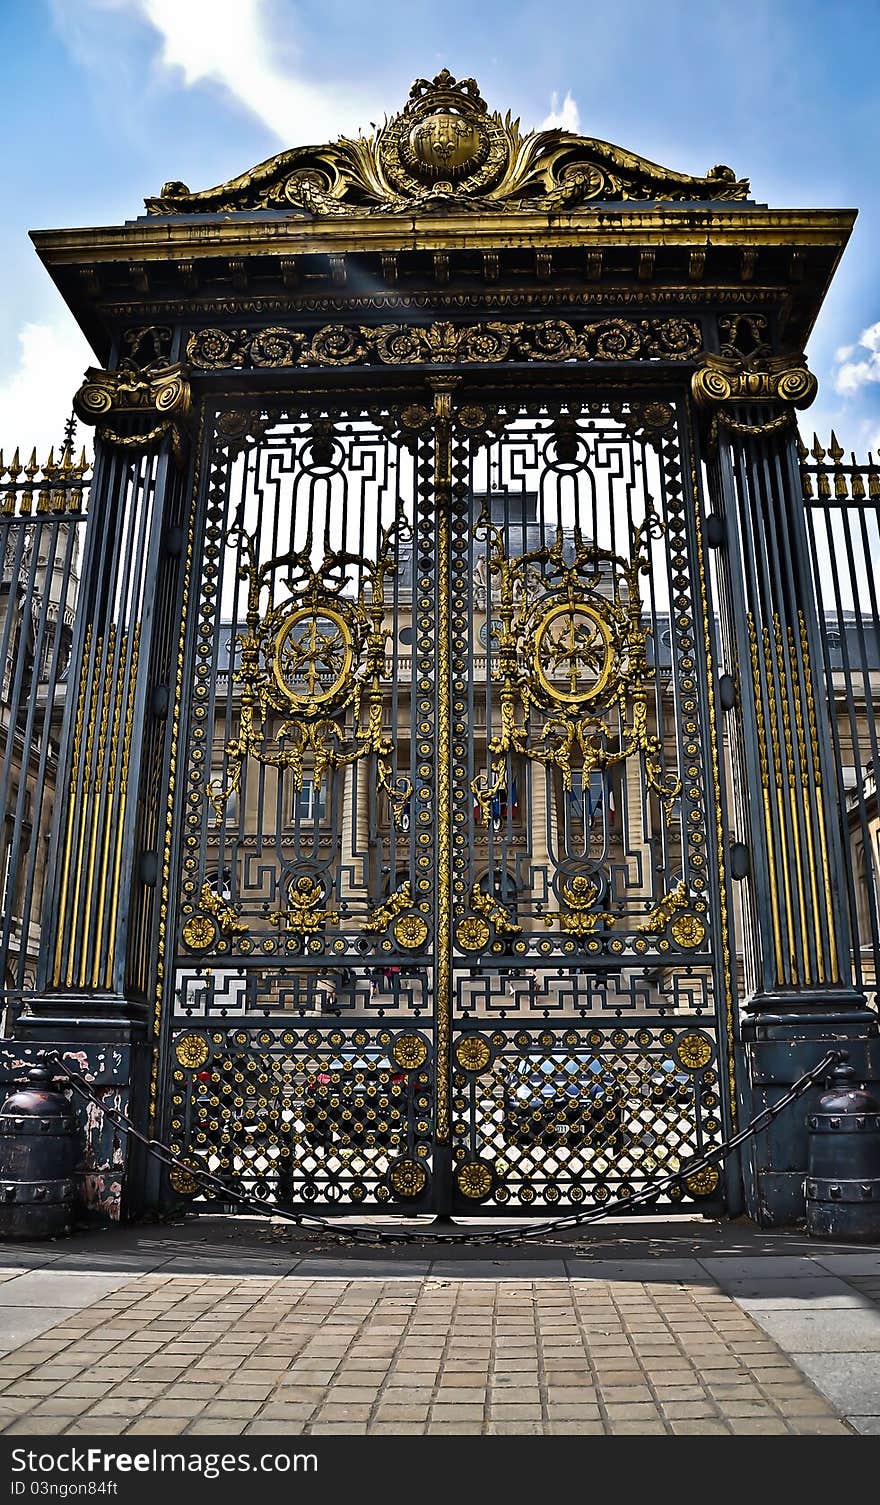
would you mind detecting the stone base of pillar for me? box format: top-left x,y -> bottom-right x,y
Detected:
740,1013 -> 880,1227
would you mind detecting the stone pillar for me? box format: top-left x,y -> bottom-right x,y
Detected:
13,360 -> 192,1219
694,352 -> 878,1224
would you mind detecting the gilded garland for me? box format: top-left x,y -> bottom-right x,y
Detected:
186,318 -> 702,373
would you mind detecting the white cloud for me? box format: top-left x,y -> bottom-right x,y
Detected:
0,321 -> 94,462
125,0 -> 373,144
833,321 -> 880,397
540,90 -> 581,133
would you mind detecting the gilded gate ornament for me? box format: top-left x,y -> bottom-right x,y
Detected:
147,71 -> 748,216
473,497 -> 681,814
361,882 -> 429,949
546,874 -> 616,939
388,1159 -> 427,1199
174,1033 -> 210,1069
206,484 -> 410,822
181,883 -> 248,951
270,875 -> 339,940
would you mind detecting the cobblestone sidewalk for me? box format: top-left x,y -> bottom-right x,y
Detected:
0,1272 -> 852,1436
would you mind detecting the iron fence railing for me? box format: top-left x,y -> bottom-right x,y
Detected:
0,441 -> 91,1029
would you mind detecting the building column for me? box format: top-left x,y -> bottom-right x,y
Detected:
338,758 -> 369,903
528,762 -> 554,922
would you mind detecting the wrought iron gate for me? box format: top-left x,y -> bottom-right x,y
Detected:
162,382 -> 733,1215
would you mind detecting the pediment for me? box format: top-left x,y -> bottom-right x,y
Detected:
145,69 -> 749,218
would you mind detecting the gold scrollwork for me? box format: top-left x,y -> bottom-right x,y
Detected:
206,490 -> 410,823
475,503 -> 681,819
692,352 -> 817,453
186,317 -> 702,373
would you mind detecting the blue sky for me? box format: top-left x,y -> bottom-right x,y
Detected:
2,0 -> 880,456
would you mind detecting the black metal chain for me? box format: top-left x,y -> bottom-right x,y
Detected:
42,1048 -> 842,1246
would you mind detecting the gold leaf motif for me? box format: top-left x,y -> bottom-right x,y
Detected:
147,72 -> 748,217
270,875 -> 339,939
185,318 -> 701,373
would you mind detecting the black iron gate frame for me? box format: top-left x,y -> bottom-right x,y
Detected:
154,369 -> 739,1219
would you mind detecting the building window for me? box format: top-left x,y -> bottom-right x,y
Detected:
296,777 -> 327,824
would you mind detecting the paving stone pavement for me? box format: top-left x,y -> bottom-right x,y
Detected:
0,1266 -> 856,1436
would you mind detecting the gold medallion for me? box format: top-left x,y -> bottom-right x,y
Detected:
273,606 -> 353,708
670,913 -> 706,949
389,1159 -> 427,1199
393,913 -> 429,950
168,1163 -> 201,1196
391,1033 -> 428,1071
455,915 -> 491,952
181,914 -> 216,952
684,1165 -> 720,1197
533,601 -> 614,705
174,1034 -> 209,1069
456,1161 -> 494,1200
675,1032 -> 713,1071
454,1035 -> 492,1074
